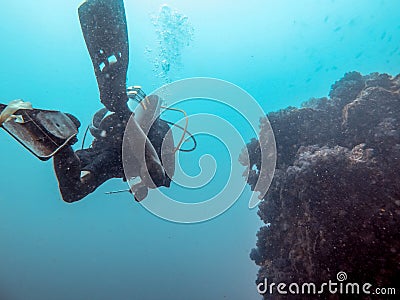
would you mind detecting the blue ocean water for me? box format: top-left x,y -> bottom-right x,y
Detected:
0,0 -> 399,299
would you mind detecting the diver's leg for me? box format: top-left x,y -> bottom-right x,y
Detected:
53,146 -> 97,203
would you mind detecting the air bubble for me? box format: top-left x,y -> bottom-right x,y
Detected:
147,4 -> 194,83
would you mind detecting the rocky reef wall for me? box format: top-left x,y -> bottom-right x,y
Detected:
242,72 -> 400,298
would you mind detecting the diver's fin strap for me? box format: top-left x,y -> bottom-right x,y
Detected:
0,99 -> 32,126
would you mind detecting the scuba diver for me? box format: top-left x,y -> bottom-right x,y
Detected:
0,0 -> 189,203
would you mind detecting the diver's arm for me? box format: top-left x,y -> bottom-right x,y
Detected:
53,146 -> 119,203
53,146 -> 93,203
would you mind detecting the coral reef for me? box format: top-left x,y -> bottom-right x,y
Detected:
243,72 -> 400,298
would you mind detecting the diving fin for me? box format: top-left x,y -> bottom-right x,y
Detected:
78,0 -> 129,114
0,103 -> 78,161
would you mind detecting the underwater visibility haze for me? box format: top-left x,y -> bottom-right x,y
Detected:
0,0 -> 399,299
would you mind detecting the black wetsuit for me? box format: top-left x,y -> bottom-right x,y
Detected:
52,0 -> 172,203
54,114 -> 171,203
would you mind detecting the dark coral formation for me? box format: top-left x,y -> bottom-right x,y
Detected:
243,72 -> 400,298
